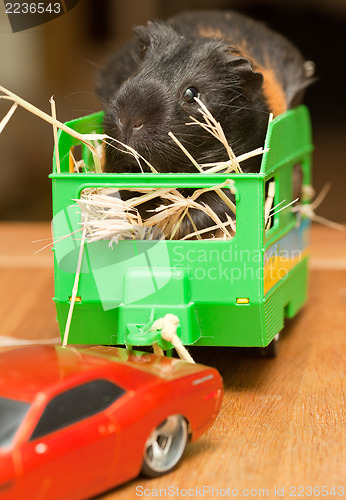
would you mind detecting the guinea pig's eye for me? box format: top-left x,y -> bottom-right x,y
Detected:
141,45 -> 147,52
183,87 -> 200,103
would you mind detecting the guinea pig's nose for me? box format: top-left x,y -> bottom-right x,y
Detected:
133,122 -> 144,131
117,114 -> 144,133
115,77 -> 171,143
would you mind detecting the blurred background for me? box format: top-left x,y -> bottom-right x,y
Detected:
0,0 -> 345,221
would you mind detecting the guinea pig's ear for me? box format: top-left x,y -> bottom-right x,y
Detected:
227,55 -> 263,101
133,24 -> 151,51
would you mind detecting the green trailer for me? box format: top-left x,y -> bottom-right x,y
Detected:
51,105 -> 313,353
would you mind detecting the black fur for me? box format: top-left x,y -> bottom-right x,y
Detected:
96,10 -> 311,237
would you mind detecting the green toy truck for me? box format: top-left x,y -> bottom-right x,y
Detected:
51,106 -> 313,354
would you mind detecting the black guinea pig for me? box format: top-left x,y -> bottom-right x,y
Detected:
96,10 -> 313,237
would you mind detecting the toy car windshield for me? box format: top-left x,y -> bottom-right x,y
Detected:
0,396 -> 31,449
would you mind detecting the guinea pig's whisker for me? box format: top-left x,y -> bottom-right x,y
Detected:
103,137 -> 158,173
227,102 -> 272,116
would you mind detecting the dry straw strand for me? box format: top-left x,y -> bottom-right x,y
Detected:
265,180 -> 275,229
0,102 -> 17,134
50,96 -> 60,174
292,182 -> 345,231
168,131 -> 203,173
102,138 -> 159,173
188,96 -> 242,173
76,183 -> 237,242
0,85 -> 103,173
62,218 -> 87,347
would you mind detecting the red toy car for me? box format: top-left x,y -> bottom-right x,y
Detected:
0,345 -> 223,499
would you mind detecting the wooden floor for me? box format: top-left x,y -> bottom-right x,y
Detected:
0,222 -> 345,499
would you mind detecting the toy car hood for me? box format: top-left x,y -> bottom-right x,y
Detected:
0,344 -> 218,402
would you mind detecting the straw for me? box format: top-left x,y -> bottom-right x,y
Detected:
0,85 -> 103,173
75,184 -> 237,242
0,102 -> 17,134
187,96 -> 242,173
62,217 -> 87,347
50,96 -> 60,173
265,181 -> 275,229
291,182 -> 345,231
168,131 -> 203,173
0,88 -> 267,245
0,86 -> 264,178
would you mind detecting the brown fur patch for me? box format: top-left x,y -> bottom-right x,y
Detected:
260,68 -> 287,116
230,46 -> 287,116
198,25 -> 226,40
198,28 -> 287,116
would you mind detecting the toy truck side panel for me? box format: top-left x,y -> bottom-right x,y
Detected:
260,107 -> 312,345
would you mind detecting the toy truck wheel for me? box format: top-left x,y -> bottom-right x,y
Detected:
141,415 -> 188,477
259,333 -> 280,358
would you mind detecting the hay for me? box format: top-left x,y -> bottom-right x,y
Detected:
74,97 -> 264,241
0,85 -> 267,242
292,183 -> 345,231
68,95 -> 251,242
50,96 -> 60,173
0,85 -> 104,173
77,181 -> 237,242
0,102 -> 17,134
62,217 -> 87,347
0,84 -> 264,176
265,180 -> 275,230
187,97 -> 242,173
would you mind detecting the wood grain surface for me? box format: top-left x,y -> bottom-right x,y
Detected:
0,222 -> 345,499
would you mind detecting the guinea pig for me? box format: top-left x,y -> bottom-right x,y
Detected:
96,10 -> 313,237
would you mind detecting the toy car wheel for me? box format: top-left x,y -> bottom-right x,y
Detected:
141,414 -> 188,477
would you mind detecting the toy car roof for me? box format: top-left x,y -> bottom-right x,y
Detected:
0,345 -> 211,403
